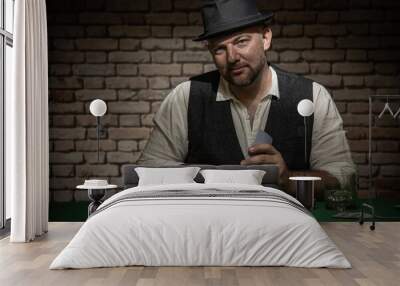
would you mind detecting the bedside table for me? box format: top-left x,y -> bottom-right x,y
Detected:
76,183 -> 118,216
289,176 -> 321,210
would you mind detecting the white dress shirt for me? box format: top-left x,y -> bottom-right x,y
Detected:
138,66 -> 356,186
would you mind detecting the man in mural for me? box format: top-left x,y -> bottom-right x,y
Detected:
138,0 -> 355,194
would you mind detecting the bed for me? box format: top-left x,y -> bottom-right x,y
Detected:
50,165 -> 350,269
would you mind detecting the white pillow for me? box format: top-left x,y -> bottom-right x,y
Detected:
200,169 -> 266,185
135,167 -> 201,186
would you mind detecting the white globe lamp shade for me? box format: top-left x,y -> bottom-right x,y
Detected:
297,99 -> 314,117
89,99 -> 107,117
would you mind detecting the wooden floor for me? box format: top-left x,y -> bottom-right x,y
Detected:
0,222 -> 399,286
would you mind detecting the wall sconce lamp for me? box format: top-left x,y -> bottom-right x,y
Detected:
297,99 -> 314,165
89,99 -> 107,162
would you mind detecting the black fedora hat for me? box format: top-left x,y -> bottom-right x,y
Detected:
194,0 -> 273,41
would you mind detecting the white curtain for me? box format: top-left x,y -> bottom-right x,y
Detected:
8,0 -> 49,242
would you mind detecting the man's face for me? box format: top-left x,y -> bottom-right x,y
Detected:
207,26 -> 272,87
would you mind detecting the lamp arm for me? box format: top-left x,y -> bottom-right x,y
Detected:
96,116 -> 100,163
304,116 -> 307,164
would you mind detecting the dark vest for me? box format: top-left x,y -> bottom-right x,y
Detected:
185,66 -> 314,170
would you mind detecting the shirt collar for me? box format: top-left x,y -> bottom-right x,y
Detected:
216,65 -> 280,102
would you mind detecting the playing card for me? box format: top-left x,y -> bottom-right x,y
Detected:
254,130 -> 273,145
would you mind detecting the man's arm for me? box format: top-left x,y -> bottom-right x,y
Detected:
240,143 -> 342,198
287,83 -> 355,198
241,82 -> 355,197
137,82 -> 190,166
308,82 -> 356,195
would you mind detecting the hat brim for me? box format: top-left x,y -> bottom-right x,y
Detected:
193,12 -> 273,42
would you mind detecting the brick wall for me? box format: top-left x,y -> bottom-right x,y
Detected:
47,0 -> 400,202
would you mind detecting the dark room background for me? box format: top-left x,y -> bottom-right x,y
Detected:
47,0 -> 400,204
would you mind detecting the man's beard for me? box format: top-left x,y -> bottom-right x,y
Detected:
223,57 -> 266,87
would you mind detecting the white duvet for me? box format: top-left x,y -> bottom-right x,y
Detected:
50,183 -> 351,269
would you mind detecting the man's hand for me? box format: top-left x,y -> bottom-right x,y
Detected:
240,144 -> 289,185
